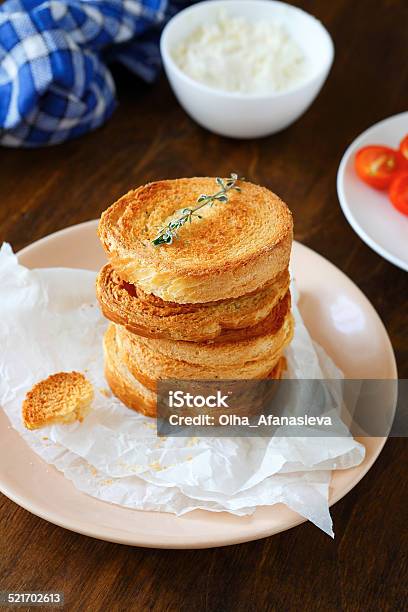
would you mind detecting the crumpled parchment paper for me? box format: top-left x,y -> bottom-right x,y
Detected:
0,243 -> 365,536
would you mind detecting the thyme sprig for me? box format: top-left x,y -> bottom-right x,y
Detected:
151,173 -> 243,246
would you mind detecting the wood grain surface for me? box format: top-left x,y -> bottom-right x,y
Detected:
0,1 -> 407,610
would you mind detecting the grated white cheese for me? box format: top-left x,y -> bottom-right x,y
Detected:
173,11 -> 308,94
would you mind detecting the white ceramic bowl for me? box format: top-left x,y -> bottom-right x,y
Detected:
160,0 -> 334,138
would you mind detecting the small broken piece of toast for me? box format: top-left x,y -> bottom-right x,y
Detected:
22,371 -> 94,430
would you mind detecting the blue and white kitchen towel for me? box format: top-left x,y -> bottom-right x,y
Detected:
0,0 -> 187,147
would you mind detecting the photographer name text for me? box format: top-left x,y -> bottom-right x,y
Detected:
167,414 -> 333,427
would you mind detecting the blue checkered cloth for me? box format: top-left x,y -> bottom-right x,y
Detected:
0,0 -> 186,147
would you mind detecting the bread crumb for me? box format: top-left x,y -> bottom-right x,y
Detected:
99,388 -> 112,398
22,371 -> 94,430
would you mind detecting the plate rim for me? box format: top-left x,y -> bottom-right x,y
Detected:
0,435 -> 389,549
0,221 -> 397,548
337,110 -> 408,272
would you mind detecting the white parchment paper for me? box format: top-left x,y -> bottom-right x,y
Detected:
0,243 -> 365,536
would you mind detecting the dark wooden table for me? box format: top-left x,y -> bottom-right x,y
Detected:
1,0 -> 407,610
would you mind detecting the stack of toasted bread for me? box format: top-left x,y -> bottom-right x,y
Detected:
97,177 -> 294,417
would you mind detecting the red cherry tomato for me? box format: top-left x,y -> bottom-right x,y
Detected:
389,172 -> 408,216
398,134 -> 408,166
355,145 -> 401,190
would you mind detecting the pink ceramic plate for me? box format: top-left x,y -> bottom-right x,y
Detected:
0,221 -> 397,548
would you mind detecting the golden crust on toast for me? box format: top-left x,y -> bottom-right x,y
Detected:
98,178 -> 293,303
103,326 -> 156,417
116,291 -> 291,367
22,371 -> 94,430
96,263 -> 290,342
113,310 -> 294,391
104,325 -> 287,417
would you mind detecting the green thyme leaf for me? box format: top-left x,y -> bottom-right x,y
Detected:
151,173 -> 243,246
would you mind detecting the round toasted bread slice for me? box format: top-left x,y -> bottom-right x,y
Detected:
98,178 -> 293,303
104,326 -> 287,417
114,311 -> 294,390
22,372 -> 94,430
96,263 -> 290,342
116,291 -> 291,368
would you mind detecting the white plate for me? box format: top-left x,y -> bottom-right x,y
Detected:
337,111 -> 408,271
0,221 -> 397,548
